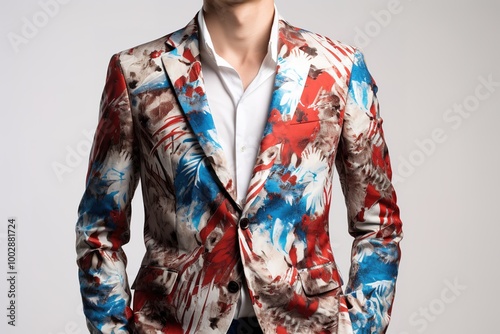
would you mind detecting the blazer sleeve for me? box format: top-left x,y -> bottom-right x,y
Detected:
75,54 -> 140,334
335,49 -> 403,334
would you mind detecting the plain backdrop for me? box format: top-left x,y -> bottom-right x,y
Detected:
1,1 -> 499,333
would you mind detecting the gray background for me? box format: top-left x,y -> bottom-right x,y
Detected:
1,1 -> 499,333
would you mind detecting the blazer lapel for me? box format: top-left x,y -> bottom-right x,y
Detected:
160,18 -> 312,211
244,20 -> 312,210
160,19 -> 238,204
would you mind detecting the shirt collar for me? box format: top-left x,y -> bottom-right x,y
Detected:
197,5 -> 279,68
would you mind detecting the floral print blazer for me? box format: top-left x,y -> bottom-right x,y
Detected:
76,15 -> 403,334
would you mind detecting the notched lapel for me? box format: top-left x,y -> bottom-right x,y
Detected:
268,22 -> 313,124
244,20 -> 313,210
160,20 -> 237,203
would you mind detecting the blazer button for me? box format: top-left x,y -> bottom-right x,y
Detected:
228,281 -> 240,293
240,218 -> 250,230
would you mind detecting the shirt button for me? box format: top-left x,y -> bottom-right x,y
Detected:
240,218 -> 250,230
228,281 -> 240,293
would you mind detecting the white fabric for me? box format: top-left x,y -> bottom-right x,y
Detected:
198,8 -> 278,319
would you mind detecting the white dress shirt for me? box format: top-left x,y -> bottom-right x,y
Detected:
197,9 -> 279,318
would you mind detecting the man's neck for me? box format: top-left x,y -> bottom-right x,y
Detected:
202,0 -> 275,89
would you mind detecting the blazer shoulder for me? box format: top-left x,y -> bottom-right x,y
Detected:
108,18 -> 197,90
113,17 -> 197,70
113,32 -> 174,71
117,34 -> 171,60
281,19 -> 358,70
105,34 -> 172,92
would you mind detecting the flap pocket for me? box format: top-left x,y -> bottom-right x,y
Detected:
298,262 -> 342,296
131,265 -> 178,295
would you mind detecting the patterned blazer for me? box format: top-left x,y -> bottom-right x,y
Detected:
76,14 -> 403,334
